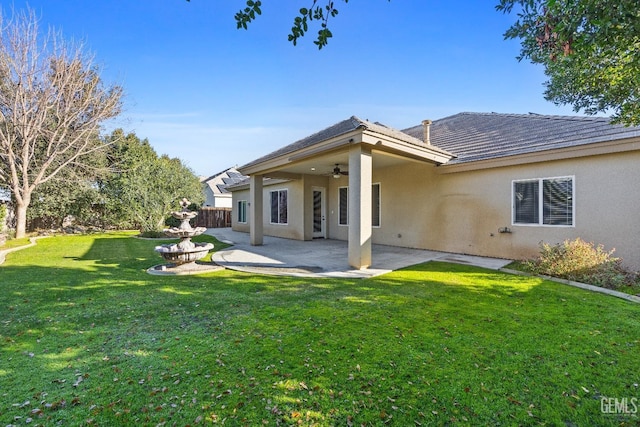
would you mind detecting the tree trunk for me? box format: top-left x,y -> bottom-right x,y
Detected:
156,217 -> 166,232
15,201 -> 29,238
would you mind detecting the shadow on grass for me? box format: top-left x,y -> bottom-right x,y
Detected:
2,234 -> 639,425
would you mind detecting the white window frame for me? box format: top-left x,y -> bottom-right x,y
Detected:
338,186 -> 348,226
372,182 -> 381,228
338,184 -> 381,227
512,176 -> 575,227
269,189 -> 288,225
237,200 -> 247,224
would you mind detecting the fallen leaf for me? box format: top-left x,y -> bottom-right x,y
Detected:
507,396 -> 521,405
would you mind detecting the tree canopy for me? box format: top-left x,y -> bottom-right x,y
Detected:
101,130 -> 203,233
498,0 -> 640,125
26,146 -> 108,229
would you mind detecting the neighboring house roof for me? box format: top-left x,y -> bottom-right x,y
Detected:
201,167 -> 248,195
403,112 -> 640,164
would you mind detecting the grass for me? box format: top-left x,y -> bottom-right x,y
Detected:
0,236 -> 34,250
506,260 -> 640,297
1,232 -> 639,426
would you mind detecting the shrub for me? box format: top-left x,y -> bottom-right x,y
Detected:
0,203 -> 6,231
138,230 -> 167,239
523,238 -> 634,289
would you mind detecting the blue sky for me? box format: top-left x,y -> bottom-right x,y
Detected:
11,1 -> 580,176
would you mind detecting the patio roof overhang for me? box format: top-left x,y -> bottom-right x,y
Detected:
238,127 -> 455,179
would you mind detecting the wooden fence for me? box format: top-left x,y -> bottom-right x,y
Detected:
196,207 -> 232,228
27,216 -> 60,231
25,207 -> 232,231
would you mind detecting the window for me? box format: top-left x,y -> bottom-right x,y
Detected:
270,189 -> 288,224
513,177 -> 573,226
372,183 -> 381,227
339,187 -> 348,225
338,184 -> 381,227
237,200 -> 247,223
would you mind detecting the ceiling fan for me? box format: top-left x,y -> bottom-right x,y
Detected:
331,164 -> 348,179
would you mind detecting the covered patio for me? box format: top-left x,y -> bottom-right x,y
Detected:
237,117 -> 455,270
207,228 -> 512,279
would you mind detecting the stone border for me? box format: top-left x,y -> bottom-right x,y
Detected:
500,268 -> 640,304
147,262 -> 224,276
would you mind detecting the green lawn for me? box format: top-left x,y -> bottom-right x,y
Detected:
0,236 -> 34,250
1,232 -> 638,426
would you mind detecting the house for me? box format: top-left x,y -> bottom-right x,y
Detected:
201,167 -> 247,208
228,113 -> 640,271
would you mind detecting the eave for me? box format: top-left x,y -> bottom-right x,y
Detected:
238,127 -> 455,177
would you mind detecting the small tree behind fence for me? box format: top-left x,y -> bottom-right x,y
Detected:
196,208 -> 232,228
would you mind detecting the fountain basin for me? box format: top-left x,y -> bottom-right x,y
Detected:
155,242 -> 214,265
163,226 -> 208,238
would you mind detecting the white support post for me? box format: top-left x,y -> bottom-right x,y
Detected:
249,174 -> 263,246
348,145 -> 372,269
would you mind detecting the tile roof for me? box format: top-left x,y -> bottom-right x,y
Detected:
403,112 -> 640,164
240,116 -> 434,170
238,112 -> 640,173
201,167 -> 247,194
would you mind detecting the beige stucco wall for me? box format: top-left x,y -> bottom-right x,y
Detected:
234,149 -> 640,271
231,188 -> 250,233
431,151 -> 640,271
355,151 -> 640,270
231,179 -> 308,240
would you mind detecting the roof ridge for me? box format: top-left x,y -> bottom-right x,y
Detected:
201,166 -> 239,183
453,111 -> 613,123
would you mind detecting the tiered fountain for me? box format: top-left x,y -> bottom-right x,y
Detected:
150,198 -> 216,274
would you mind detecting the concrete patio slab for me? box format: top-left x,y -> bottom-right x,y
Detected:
206,228 -> 512,279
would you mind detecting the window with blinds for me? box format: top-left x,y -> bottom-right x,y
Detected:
338,184 -> 381,227
338,187 -> 348,225
270,190 -> 288,224
372,183 -> 381,227
513,177 -> 573,226
237,200 -> 247,223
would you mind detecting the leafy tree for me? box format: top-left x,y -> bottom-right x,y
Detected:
101,130 -> 203,233
26,134 -> 108,230
27,162 -> 107,230
498,0 -> 640,125
190,0 -> 389,49
0,8 -> 123,238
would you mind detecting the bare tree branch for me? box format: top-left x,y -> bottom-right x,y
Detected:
0,7 -> 123,237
